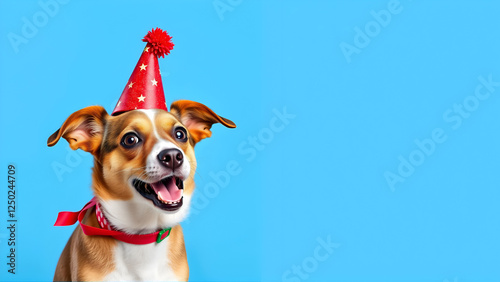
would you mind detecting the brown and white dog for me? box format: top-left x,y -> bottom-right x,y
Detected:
48,100 -> 235,281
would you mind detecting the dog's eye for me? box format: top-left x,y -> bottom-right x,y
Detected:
174,128 -> 188,142
121,132 -> 141,148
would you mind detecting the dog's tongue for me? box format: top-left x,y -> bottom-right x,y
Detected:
151,178 -> 182,202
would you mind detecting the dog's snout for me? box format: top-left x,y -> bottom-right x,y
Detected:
158,149 -> 184,171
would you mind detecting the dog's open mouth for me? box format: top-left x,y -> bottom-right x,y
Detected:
132,176 -> 184,211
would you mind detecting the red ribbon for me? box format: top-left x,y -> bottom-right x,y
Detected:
54,197 -> 171,245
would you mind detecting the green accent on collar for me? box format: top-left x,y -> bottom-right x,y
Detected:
157,228 -> 172,243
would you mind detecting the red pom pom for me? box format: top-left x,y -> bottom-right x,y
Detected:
142,28 -> 174,58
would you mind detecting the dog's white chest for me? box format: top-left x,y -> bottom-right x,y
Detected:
103,240 -> 178,281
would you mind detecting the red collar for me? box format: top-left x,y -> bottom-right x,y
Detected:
54,197 -> 171,245
95,203 -> 113,231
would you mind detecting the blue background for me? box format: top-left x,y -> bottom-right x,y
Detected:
1,0 -> 500,281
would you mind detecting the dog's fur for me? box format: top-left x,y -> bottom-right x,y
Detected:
48,100 -> 235,281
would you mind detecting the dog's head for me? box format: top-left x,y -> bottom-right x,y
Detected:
48,100 -> 235,232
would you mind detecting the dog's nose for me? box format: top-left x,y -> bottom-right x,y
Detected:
157,149 -> 184,171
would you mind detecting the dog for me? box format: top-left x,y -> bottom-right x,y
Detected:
48,100 -> 235,281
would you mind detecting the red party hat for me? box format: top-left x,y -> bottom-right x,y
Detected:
112,28 -> 174,115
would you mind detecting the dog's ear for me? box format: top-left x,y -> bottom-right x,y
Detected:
170,100 -> 236,144
47,106 -> 108,155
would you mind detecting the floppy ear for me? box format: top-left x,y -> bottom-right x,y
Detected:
170,100 -> 236,144
47,106 -> 108,156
